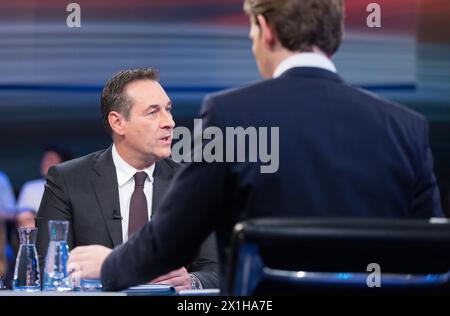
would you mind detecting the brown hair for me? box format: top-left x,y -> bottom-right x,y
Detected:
101,68 -> 160,134
244,0 -> 344,55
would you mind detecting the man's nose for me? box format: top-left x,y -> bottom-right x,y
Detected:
161,110 -> 175,129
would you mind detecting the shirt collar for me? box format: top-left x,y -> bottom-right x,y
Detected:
273,52 -> 337,78
112,144 -> 155,187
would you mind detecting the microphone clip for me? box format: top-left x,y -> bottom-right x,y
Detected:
112,209 -> 123,220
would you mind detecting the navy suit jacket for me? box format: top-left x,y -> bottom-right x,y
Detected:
101,67 -> 443,291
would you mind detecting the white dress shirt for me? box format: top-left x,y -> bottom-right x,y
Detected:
273,52 -> 337,78
112,145 -> 155,242
17,178 -> 46,213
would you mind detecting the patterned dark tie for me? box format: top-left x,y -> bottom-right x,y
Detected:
128,171 -> 148,237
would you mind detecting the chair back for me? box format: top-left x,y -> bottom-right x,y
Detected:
227,218 -> 450,295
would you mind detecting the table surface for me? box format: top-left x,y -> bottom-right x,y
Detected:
0,288 -> 221,296
0,291 -> 125,296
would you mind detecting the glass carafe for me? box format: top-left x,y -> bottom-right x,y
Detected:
13,227 -> 40,291
43,220 -> 71,291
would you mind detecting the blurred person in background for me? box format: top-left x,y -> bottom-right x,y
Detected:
16,144 -> 72,229
0,171 -> 16,220
17,143 -> 72,218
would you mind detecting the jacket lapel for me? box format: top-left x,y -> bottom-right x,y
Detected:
152,160 -> 173,217
91,146 -> 123,247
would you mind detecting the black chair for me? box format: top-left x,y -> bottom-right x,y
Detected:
227,218 -> 450,295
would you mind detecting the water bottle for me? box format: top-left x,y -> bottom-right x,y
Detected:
13,227 -> 40,291
43,220 -> 72,291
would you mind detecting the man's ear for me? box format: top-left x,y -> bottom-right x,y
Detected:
256,14 -> 277,49
108,111 -> 125,136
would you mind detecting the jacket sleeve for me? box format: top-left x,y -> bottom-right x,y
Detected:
411,119 -> 443,218
188,232 -> 219,289
36,166 -> 74,272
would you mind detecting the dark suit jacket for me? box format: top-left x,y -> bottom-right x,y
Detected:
100,67 -> 444,291
36,146 -> 219,288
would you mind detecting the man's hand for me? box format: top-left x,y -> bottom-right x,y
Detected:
151,267 -> 191,292
67,245 -> 112,280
